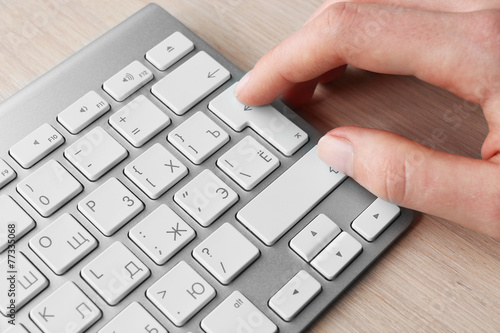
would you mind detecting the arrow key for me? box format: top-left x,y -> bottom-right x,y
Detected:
311,232 -> 362,280
269,270 -> 322,321
290,214 -> 341,262
352,198 -> 401,241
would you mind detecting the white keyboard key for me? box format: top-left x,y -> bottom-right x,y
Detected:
98,301 -> 168,333
57,91 -> 110,134
152,51 -> 231,115
0,158 -> 16,189
78,178 -> 144,236
103,60 -> 154,101
217,136 -> 280,190
352,198 -> 401,241
147,261 -> 216,326
30,282 -> 101,333
0,195 -> 35,253
201,291 -> 277,333
81,242 -> 150,305
174,169 -> 238,227
29,214 -> 98,275
4,325 -> 29,333
125,143 -> 188,199
193,223 -> 259,284
290,214 -> 341,262
65,126 -> 128,181
237,146 -> 346,246
109,95 -> 171,147
311,232 -> 363,280
269,270 -> 322,321
168,111 -> 229,164
10,123 -> 65,168
146,31 -> 194,70
17,160 -> 83,217
129,204 -> 196,265
209,82 -> 308,156
0,253 -> 49,315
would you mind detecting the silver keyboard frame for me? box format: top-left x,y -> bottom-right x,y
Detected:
0,4 -> 414,332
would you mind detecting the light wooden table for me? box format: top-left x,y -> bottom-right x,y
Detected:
0,0 -> 499,332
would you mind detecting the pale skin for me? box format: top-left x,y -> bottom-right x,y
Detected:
235,0 -> 500,239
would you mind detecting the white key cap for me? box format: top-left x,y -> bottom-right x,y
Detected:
103,60 -> 154,101
146,31 -> 194,70
78,178 -> 144,236
290,214 -> 341,262
152,51 -> 231,115
65,126 -> 128,181
237,146 -> 346,246
352,198 -> 401,241
0,158 -> 16,189
109,95 -> 170,147
311,232 -> 363,280
17,160 -> 83,217
10,123 -> 64,168
174,169 -> 238,227
129,204 -> 196,265
209,83 -> 308,156
30,282 -> 101,333
168,111 -> 229,164
0,195 -> 35,253
4,325 -> 30,333
57,91 -> 110,134
269,270 -> 322,321
29,214 -> 97,275
217,136 -> 280,190
0,253 -> 49,315
125,143 -> 188,199
146,261 -> 216,326
201,291 -> 277,333
193,223 -> 259,284
81,242 -> 150,305
98,301 -> 168,333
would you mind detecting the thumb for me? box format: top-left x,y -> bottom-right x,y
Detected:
317,127 -> 500,239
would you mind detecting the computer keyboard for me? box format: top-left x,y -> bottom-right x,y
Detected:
0,4 -> 414,332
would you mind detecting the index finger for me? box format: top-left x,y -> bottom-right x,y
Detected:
235,3 -> 496,106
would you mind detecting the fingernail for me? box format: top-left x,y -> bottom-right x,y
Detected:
318,134 -> 354,177
235,70 -> 252,98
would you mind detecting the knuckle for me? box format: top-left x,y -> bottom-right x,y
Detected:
317,2 -> 359,36
468,10 -> 500,44
379,156 -> 409,205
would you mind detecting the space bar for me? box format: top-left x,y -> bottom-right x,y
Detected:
237,146 -> 347,246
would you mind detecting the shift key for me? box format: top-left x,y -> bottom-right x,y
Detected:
10,123 -> 65,168
237,146 -> 346,246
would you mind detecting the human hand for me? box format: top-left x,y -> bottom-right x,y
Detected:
235,0 -> 500,239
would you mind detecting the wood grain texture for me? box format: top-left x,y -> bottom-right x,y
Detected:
0,0 -> 499,332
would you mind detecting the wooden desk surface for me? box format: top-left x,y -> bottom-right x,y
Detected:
0,0 -> 499,332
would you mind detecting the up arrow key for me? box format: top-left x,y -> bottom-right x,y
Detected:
311,231 -> 317,237
293,289 -> 299,295
373,213 -> 379,219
